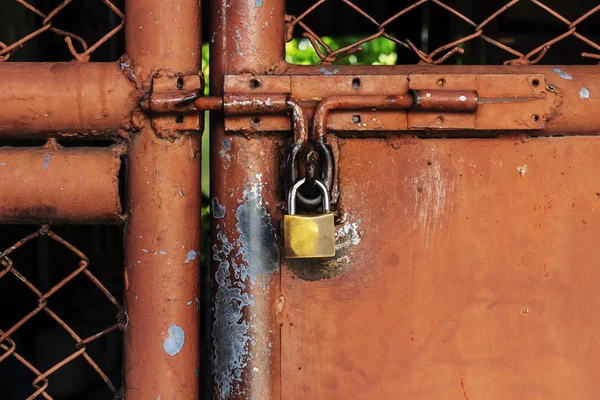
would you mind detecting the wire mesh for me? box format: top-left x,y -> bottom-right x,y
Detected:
286,0 -> 600,65
0,225 -> 126,400
0,0 -> 123,62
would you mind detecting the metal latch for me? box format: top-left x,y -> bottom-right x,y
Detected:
407,73 -> 552,130
141,73 -> 558,134
141,73 -> 204,138
219,73 -> 558,133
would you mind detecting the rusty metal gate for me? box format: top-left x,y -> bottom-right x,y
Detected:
0,0 -> 202,398
209,1 -> 600,399
1,0 -> 600,399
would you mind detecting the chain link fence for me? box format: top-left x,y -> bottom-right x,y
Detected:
0,225 -> 125,399
286,0 -> 600,65
0,0 -> 123,62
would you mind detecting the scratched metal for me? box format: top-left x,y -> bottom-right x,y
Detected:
210,0 -> 286,398
281,135 -> 600,399
123,0 -> 202,398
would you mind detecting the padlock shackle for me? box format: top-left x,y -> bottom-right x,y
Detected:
288,178 -> 330,215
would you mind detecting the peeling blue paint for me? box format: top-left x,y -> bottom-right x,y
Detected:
235,178 -> 278,283
184,250 -> 198,264
43,154 -> 50,171
255,0 -> 263,6
163,325 -> 185,356
318,67 -> 340,75
212,197 -> 226,219
580,87 -> 590,99
551,68 -> 573,80
233,28 -> 244,58
222,138 -> 231,151
212,175 -> 278,399
212,230 -> 252,398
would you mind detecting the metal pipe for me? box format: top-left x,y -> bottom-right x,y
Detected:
223,94 -> 288,115
210,0 -> 286,398
412,89 -> 478,112
0,62 -> 138,138
123,0 -> 202,398
194,97 -> 225,111
312,95 -> 415,141
0,145 -> 123,223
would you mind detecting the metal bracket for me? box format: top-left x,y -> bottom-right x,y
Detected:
141,73 -> 204,138
407,73 -> 552,130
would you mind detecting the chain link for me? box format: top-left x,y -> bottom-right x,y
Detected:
286,0 -> 600,65
0,0 -> 123,62
0,225 -> 125,399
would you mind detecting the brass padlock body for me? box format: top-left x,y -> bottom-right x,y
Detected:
284,213 -> 335,258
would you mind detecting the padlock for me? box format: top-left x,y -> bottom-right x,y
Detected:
284,178 -> 335,259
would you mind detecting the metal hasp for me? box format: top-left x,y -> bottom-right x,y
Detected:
144,73 -> 555,134
284,179 -> 335,259
223,73 -> 558,133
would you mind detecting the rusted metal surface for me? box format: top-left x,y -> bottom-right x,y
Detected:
140,74 -> 204,114
0,225 -> 125,399
146,73 -> 204,139
286,0 -> 600,65
210,0 -> 286,398
0,62 -> 139,138
123,0 -> 202,398
281,135 -> 600,399
0,144 -> 123,223
312,95 -> 415,140
412,89 -> 478,112
224,94 -> 288,115
225,66 -> 600,135
285,97 -> 309,196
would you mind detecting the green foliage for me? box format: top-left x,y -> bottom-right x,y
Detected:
285,36 -> 397,65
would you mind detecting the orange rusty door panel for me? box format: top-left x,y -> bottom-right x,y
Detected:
282,136 -> 600,399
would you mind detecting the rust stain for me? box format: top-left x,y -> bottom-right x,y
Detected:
281,136 -> 600,399
461,376 -> 470,400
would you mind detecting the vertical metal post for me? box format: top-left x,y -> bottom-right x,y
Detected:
124,0 -> 202,398
210,0 -> 286,399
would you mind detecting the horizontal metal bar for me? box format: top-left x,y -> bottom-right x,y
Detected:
0,145 -> 125,223
412,89 -> 478,112
225,65 -> 600,135
0,62 -> 139,139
